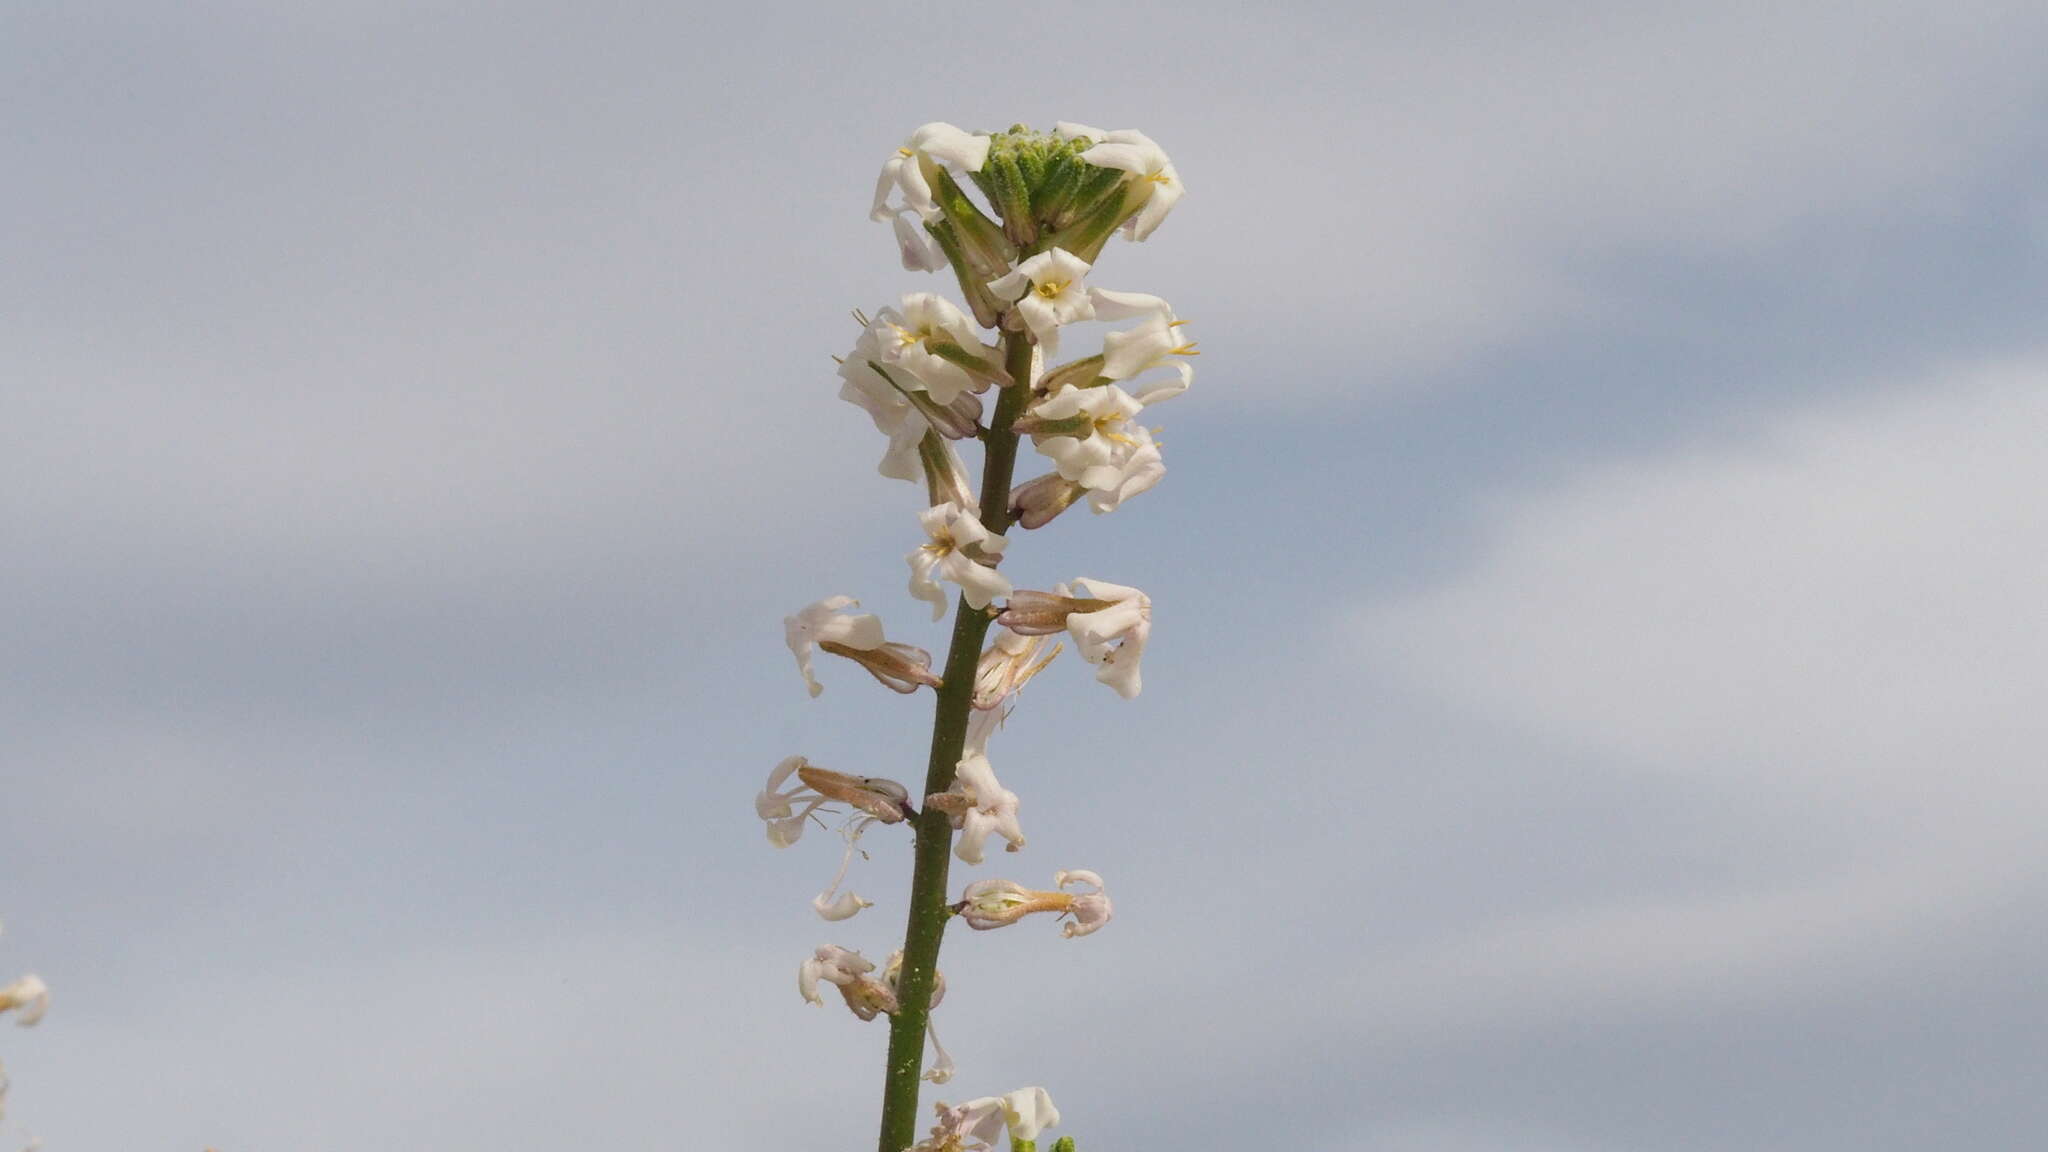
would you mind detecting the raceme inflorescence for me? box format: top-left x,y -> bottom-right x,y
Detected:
756,121 -> 1191,1152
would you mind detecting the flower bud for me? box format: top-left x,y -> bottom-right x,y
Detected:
1007,472 -> 1087,530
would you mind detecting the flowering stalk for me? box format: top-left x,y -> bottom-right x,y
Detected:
877,330 -> 1035,1150
765,121 -> 1190,1152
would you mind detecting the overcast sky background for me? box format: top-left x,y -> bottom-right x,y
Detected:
4,2 -> 2046,1149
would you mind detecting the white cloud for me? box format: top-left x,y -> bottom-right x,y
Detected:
1351,355 -> 2048,1013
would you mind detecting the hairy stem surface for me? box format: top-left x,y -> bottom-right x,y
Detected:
876,330 -> 1036,1152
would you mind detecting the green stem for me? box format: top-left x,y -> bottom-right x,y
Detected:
875,330 -> 1035,1152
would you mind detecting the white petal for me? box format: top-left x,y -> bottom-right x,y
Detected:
1128,361 -> 1194,406
954,815 -> 991,865
891,212 -> 948,272
1078,139 -> 1157,176
1128,171 -> 1183,241
907,547 -> 948,620
911,122 -> 992,172
1001,1087 -> 1061,1141
986,267 -> 1030,301
1090,287 -> 1176,323
813,890 -> 872,921
870,156 -> 905,222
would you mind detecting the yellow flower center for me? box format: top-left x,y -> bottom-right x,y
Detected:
1034,279 -> 1067,299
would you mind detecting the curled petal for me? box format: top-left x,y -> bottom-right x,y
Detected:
1001,1087 -> 1061,1142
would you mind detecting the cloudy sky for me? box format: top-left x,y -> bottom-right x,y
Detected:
4,2 -> 2046,1149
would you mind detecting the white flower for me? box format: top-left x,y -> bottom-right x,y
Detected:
999,1087 -> 1062,1141
871,122 -> 993,223
870,294 -> 986,405
784,596 -> 940,697
1026,384 -> 1147,493
755,754 -> 827,846
1078,129 -> 1183,241
1065,578 -> 1152,699
928,752 -> 1025,865
0,975 -> 50,1027
784,596 -> 883,697
838,322 -> 930,482
1099,308 -> 1197,405
955,872 -> 1111,938
1085,423 -> 1165,516
908,502 -> 1012,620
986,248 -> 1095,359
999,581 -> 1153,698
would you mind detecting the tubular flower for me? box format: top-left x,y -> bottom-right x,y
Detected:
999,580 -> 1152,699
871,123 -> 993,223
908,502 -> 1012,620
985,248 -> 1095,359
1063,578 -> 1151,698
924,752 -> 1024,865
784,596 -> 942,697
954,872 -> 1112,938
1066,127 -> 1183,242
1099,309 -> 1197,405
0,975 -> 48,1027
1085,422 -> 1165,516
870,294 -> 994,406
1020,384 -> 1148,493
837,320 -> 931,482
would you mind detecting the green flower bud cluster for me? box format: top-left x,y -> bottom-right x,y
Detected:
970,127 -> 1132,249
925,126 -> 1142,327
